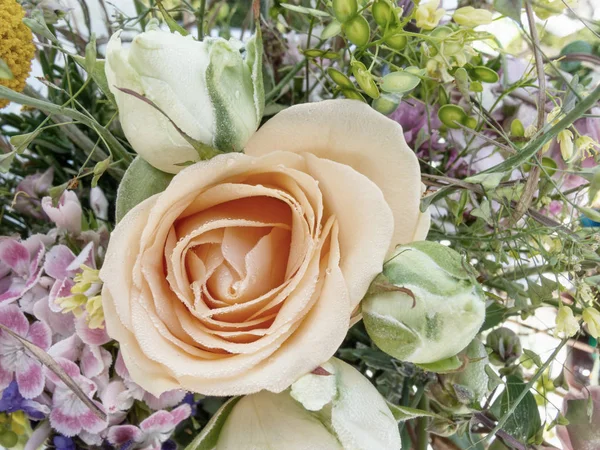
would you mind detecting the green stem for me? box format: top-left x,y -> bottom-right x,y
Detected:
0,86 -> 132,167
416,396 -> 429,450
197,0 -> 206,40
265,59 -> 306,104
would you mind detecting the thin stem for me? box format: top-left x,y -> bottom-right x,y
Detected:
417,396 -> 429,450
197,0 -> 206,40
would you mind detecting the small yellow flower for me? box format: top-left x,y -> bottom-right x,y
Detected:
453,7 -> 493,27
556,305 -> 579,338
576,136 -> 600,157
71,265 -> 101,294
583,307 -> 600,339
416,0 -> 445,30
557,129 -> 574,161
86,295 -> 105,329
0,0 -> 36,109
56,293 -> 87,316
533,0 -> 577,20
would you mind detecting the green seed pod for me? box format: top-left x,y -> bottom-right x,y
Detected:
333,0 -> 358,23
340,88 -> 366,102
303,48 -> 326,58
541,157 -> 558,176
0,430 -> 18,448
372,0 -> 394,28
438,104 -> 468,129
380,71 -> 421,94
385,32 -> 407,51
373,93 -> 401,115
327,67 -> 355,89
351,61 -> 379,99
510,118 -> 525,137
464,116 -> 478,129
486,327 -> 522,366
470,80 -> 483,92
362,241 -> 486,365
342,14 -> 371,47
471,66 -> 499,83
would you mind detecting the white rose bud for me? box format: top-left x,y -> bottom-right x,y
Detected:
188,358 -> 401,450
105,26 -> 264,174
362,241 -> 486,367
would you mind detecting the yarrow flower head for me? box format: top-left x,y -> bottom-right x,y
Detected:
0,0 -> 36,108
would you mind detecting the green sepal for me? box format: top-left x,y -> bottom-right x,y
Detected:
185,397 -> 241,450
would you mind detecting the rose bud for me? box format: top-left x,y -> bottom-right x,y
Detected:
427,338 -> 490,413
362,241 -> 486,367
188,358 -> 401,450
105,25 -> 263,174
486,327 -> 522,366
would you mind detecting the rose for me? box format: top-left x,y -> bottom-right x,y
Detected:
101,99 -> 429,396
105,26 -> 263,174
188,358 -> 401,450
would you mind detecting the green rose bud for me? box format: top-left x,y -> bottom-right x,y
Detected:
428,338 -> 490,413
362,241 -> 486,366
486,327 -> 522,366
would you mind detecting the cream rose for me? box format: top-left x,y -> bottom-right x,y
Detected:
100,99 -> 429,396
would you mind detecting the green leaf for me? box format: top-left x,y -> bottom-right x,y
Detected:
386,402 -> 450,423
417,355 -> 463,373
522,349 -> 542,368
492,375 -> 541,442
0,151 -> 17,173
580,207 -> 600,223
321,20 -> 342,39
493,0 -> 522,23
185,397 -> 241,450
485,365 -> 502,391
0,58 -> 13,80
116,157 -> 173,222
471,199 -> 493,225
85,34 -> 97,74
560,40 -> 593,72
72,57 -> 116,104
23,9 -> 59,43
465,172 -> 505,190
480,302 -> 508,332
281,3 -> 330,17
156,1 -> 190,35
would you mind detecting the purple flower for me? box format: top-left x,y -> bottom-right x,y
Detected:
388,99 -> 444,153
42,190 -> 83,235
0,381 -> 49,420
13,168 -> 54,220
107,405 -> 191,450
0,236 -> 46,304
45,357 -> 107,437
0,304 -> 51,398
53,435 -> 76,450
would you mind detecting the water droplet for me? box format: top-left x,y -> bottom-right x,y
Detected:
325,268 -> 332,275
226,158 -> 235,166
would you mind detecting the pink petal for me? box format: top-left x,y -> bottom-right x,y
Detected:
33,299 -> 75,337
107,425 -> 143,445
80,402 -> 108,434
16,357 -> 45,399
0,282 -> 26,304
43,245 -> 76,280
114,351 -> 130,380
0,365 -> 13,391
101,380 -> 129,414
50,407 -> 82,437
169,404 -> 191,424
27,242 -> 45,281
0,240 -> 30,276
140,410 -> 175,433
27,320 -> 52,350
0,304 -> 29,336
48,278 -> 75,312
42,191 -> 82,235
44,357 -> 80,385
48,334 -> 82,362
81,346 -> 107,379
75,315 -> 110,345
144,389 -> 186,410
66,242 -> 95,272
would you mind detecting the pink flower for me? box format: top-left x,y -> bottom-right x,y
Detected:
107,404 -> 191,450
0,236 -> 45,303
13,168 -> 54,220
45,357 -> 107,437
90,187 -> 109,221
557,385 -> 600,450
41,190 -> 82,235
0,304 -> 51,398
115,351 -> 186,410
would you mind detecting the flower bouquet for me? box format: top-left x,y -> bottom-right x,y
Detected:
0,0 -> 599,449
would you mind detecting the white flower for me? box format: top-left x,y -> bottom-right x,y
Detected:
105,27 -> 264,174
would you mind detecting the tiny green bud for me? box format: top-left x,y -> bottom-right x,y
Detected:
511,119 -> 525,137
373,93 -> 401,115
464,116 -> 478,129
342,14 -> 371,47
380,70 -> 421,94
385,32 -> 407,51
470,80 -> 483,92
372,0 -> 394,28
438,104 -> 468,129
471,66 -> 499,83
486,327 -> 522,366
351,61 -> 380,99
362,241 -> 486,365
327,68 -> 355,89
333,0 -> 358,23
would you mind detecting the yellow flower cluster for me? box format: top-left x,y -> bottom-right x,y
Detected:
0,0 -> 35,109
